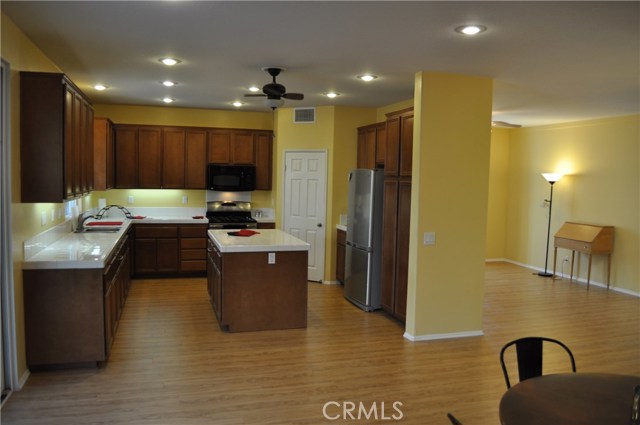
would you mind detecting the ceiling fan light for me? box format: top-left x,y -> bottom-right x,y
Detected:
264,98 -> 284,109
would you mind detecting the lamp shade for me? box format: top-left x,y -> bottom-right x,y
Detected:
542,173 -> 563,183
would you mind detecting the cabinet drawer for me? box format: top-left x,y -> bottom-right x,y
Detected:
555,237 -> 592,253
136,225 -> 178,238
180,225 -> 208,238
181,238 -> 206,249
181,260 -> 206,272
181,249 -> 206,260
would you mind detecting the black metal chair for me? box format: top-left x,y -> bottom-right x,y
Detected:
447,412 -> 463,425
499,336 -> 576,388
631,385 -> 640,425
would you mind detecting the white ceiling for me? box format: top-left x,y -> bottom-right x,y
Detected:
3,1 -> 639,127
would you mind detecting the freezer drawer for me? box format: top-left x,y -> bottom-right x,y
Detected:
344,244 -> 380,311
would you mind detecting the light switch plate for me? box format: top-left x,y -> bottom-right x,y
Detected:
423,231 -> 436,246
128,195 -> 134,204
268,252 -> 276,264
41,211 -> 47,226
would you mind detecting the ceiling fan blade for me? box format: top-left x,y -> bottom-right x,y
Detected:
283,93 -> 304,100
244,94 -> 266,97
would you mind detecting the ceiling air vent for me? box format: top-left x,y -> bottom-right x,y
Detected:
293,107 -> 316,124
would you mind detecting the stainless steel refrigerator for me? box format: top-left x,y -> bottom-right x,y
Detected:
344,169 -> 384,311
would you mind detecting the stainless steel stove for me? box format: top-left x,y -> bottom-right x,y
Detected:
206,201 -> 258,229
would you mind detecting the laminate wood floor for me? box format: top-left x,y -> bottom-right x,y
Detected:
2,262 -> 639,424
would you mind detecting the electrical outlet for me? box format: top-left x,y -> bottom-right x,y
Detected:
41,211 -> 47,226
268,252 -> 276,264
128,195 -> 134,204
182,195 -> 188,204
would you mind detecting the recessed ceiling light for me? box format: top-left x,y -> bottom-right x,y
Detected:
159,57 -> 181,66
94,84 -> 108,91
455,25 -> 487,36
249,86 -> 260,92
232,101 -> 244,107
162,97 -> 174,103
161,80 -> 177,87
357,74 -> 378,82
325,92 -> 340,98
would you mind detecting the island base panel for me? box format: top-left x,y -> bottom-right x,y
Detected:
221,250 -> 308,332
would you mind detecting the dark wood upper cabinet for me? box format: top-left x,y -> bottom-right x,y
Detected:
185,130 -> 207,189
93,117 -> 115,191
20,72 -> 94,202
385,108 -> 414,177
114,127 -> 137,189
112,124 -> 272,190
357,122 -> 386,169
254,131 -> 273,190
137,128 -> 162,188
162,128 -> 186,189
207,130 -> 231,163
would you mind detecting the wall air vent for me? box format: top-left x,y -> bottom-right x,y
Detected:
293,107 -> 316,124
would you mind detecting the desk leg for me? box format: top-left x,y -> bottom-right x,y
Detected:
606,254 -> 611,289
587,254 -> 592,290
552,247 -> 558,280
570,251 -> 575,282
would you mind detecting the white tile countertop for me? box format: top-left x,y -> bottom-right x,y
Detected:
23,222 -> 133,269
24,215 -> 209,270
208,229 -> 310,253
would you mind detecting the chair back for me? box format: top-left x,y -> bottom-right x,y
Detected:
447,412 -> 463,425
631,385 -> 640,425
499,336 -> 576,388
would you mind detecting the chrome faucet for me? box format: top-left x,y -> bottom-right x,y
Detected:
75,211 -> 98,232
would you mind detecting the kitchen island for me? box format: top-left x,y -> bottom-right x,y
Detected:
207,229 -> 310,332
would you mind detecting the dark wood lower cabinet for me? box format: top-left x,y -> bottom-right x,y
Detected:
380,179 -> 411,322
23,230 -> 131,368
133,224 -> 207,277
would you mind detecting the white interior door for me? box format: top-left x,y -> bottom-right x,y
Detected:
283,150 -> 327,282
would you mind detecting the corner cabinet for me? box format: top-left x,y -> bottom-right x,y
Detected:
20,72 -> 94,202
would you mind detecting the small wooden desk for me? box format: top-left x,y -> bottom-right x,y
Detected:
552,222 -> 614,289
499,373 -> 640,425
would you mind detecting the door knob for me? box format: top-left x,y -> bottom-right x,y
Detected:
317,223 -> 323,228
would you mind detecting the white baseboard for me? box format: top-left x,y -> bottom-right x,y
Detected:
403,330 -> 484,342
488,258 -> 640,298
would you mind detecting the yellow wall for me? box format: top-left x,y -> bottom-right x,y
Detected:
505,115 -> 640,292
486,128 -> 511,259
406,72 -> 493,339
2,11 -> 65,382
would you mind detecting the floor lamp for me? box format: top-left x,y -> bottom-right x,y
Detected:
538,173 -> 563,277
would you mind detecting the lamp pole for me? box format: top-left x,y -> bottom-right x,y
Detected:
538,173 -> 563,277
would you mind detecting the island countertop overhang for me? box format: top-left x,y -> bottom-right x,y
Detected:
208,229 -> 310,253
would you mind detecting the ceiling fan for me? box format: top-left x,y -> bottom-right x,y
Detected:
245,67 -> 304,109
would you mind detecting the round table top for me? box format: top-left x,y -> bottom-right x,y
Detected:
499,373 -> 640,425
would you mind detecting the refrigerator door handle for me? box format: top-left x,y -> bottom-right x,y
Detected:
346,240 -> 372,252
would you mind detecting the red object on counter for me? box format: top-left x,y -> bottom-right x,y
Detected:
192,215 -> 205,219
227,229 -> 260,237
85,221 -> 123,226
132,216 -> 146,219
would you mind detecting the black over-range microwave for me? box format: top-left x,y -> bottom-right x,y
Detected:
207,164 -> 256,191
